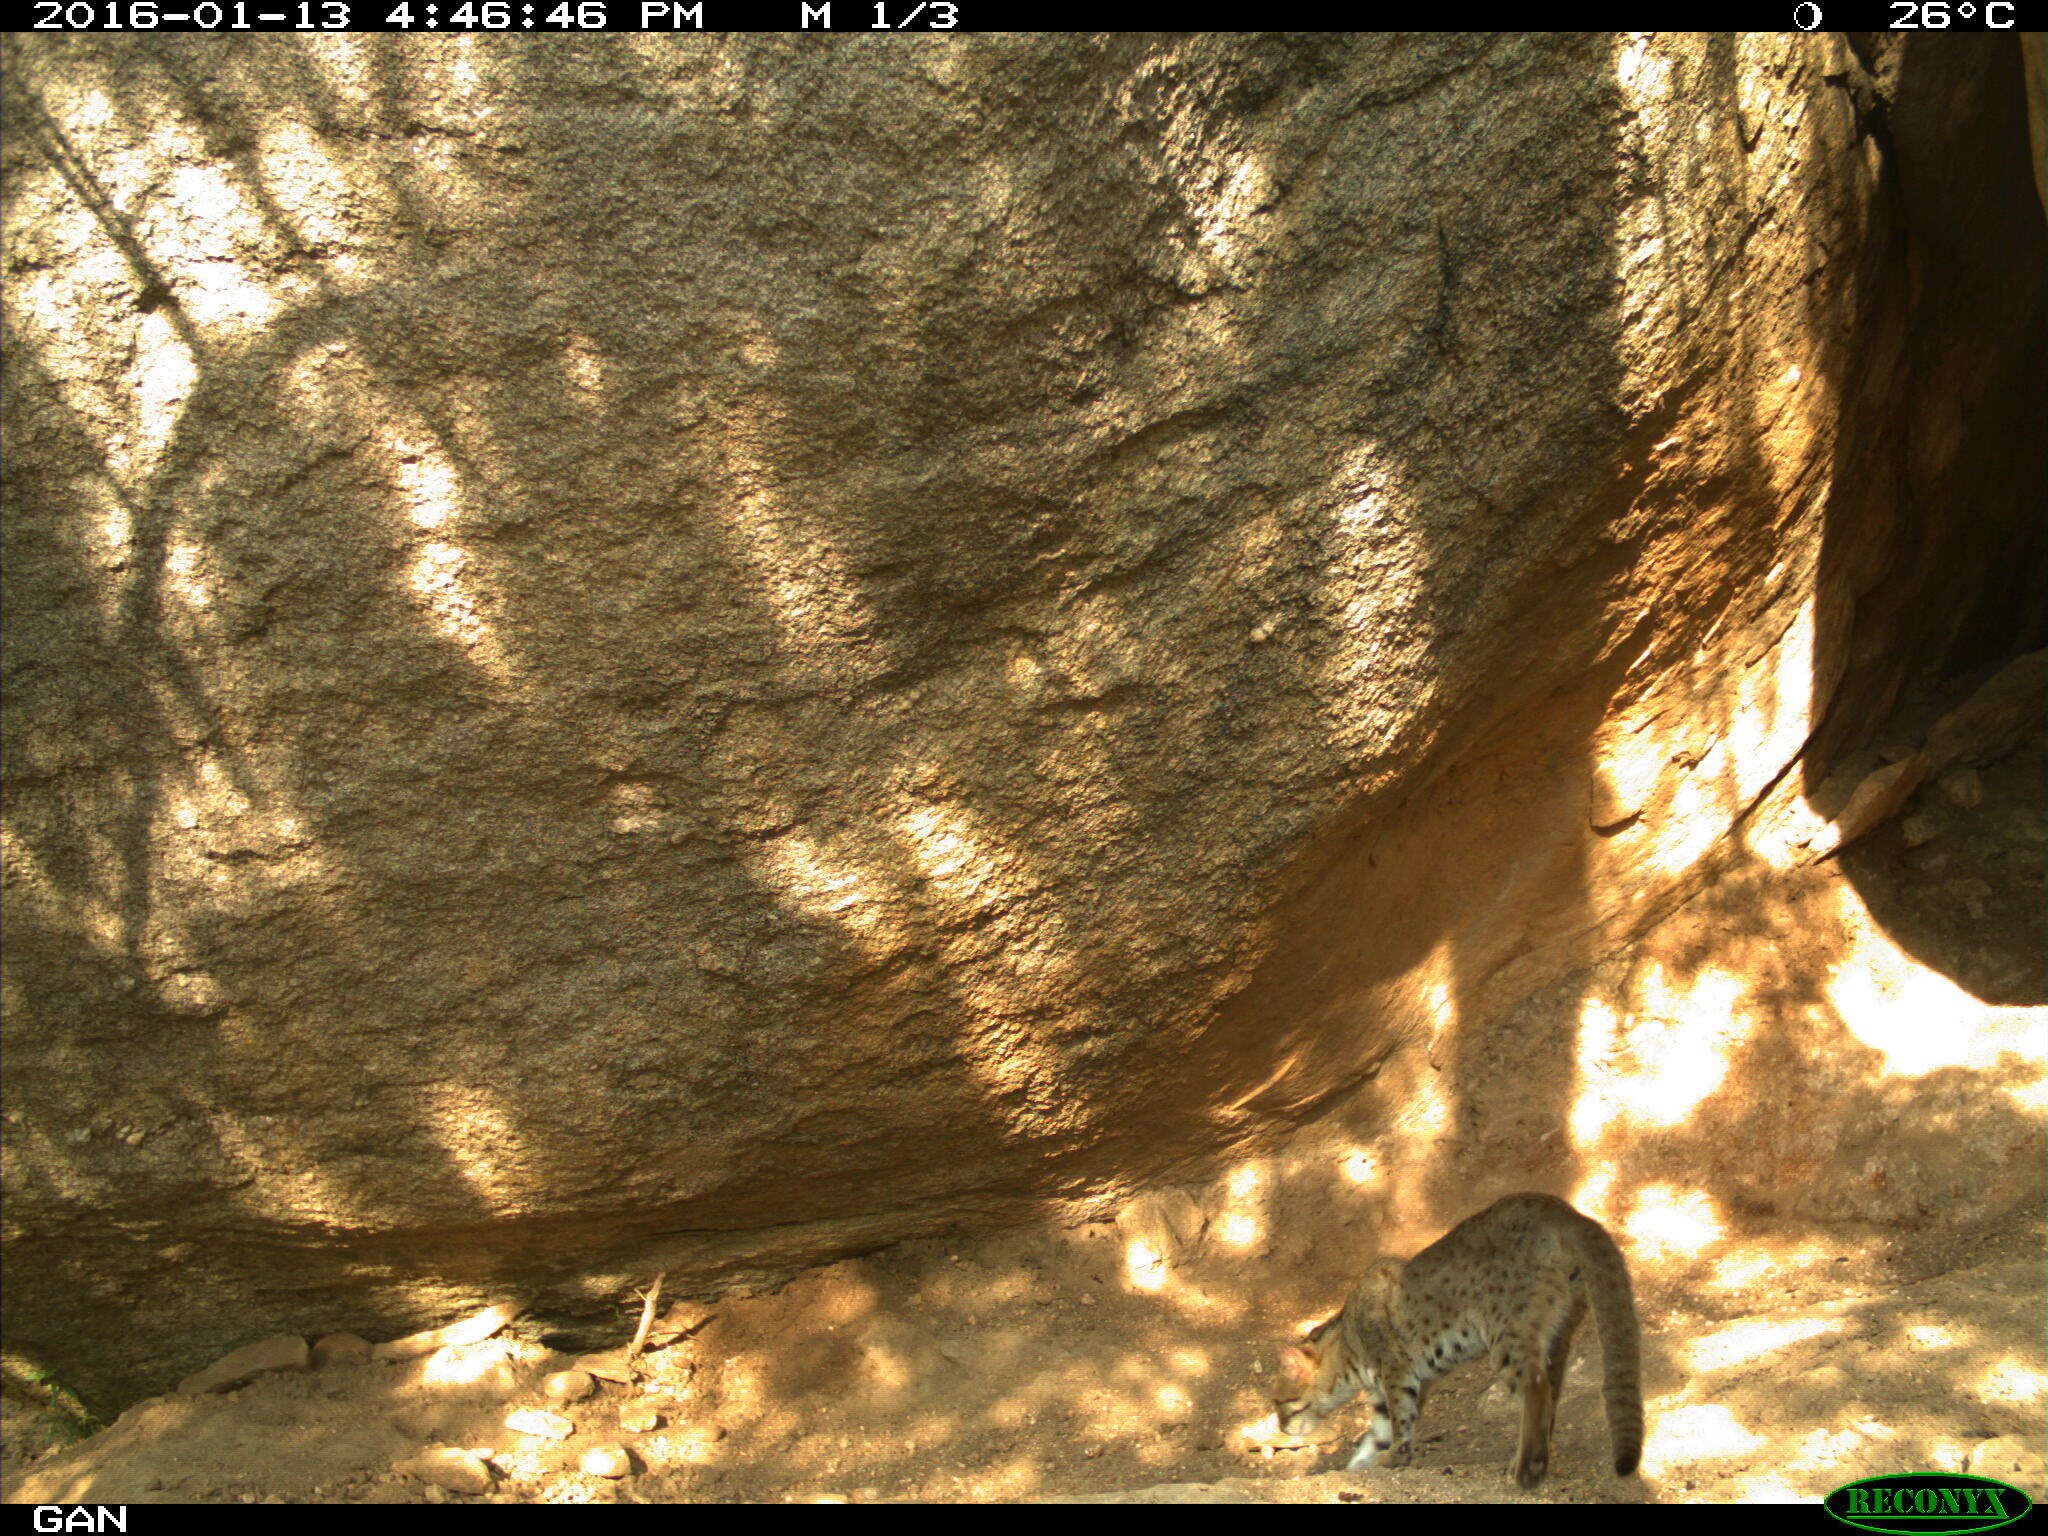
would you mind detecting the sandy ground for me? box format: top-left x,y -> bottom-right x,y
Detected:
5,732 -> 2042,1506
3,1197 -> 2041,1505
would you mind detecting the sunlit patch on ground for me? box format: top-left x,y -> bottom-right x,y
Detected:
1619,1184 -> 1726,1265
1970,1359 -> 2045,1409
1684,1317 -> 1833,1373
1703,1237 -> 1835,1293
1640,1403 -> 1768,1471
1731,1478 -> 1807,1502
1215,1212 -> 1261,1247
1339,1148 -> 1379,1185
1123,1240 -> 1168,1292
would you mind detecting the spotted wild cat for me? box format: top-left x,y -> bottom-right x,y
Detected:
1271,1192 -> 1643,1489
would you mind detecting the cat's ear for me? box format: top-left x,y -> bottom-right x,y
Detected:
1275,1343 -> 1315,1390
1362,1259 -> 1403,1301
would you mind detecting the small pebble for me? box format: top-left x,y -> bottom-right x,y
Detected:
580,1444 -> 632,1479
1938,767 -> 1983,810
1900,812 -> 1937,847
544,1368 -> 597,1404
408,1448 -> 493,1495
618,1402 -> 662,1434
575,1353 -> 638,1384
179,1334 -> 310,1395
505,1408 -> 575,1440
311,1333 -> 372,1368
374,1303 -> 519,1362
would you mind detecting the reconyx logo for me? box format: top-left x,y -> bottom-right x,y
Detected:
1825,1474 -> 2033,1535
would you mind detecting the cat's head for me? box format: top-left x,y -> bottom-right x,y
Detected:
1272,1263 -> 1400,1434
1271,1315 -> 1343,1435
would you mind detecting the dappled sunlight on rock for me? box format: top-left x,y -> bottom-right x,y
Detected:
1572,966 -> 1752,1143
888,797 -> 1114,1129
411,1084 -> 536,1211
2,31 -> 2039,1507
280,357 -> 521,683
416,1342 -> 514,1389
131,311 -> 201,487
1314,447 -> 1442,727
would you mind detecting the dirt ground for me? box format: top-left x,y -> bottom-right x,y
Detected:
9,1198 -> 2042,1506
5,732 -> 2042,1506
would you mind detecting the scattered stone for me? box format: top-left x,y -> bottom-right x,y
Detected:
1900,812 -> 1938,847
1966,1435 -> 2046,1495
391,1403 -> 470,1441
178,1334 -> 310,1394
425,1302 -> 521,1347
1826,754 -> 1927,852
421,1342 -> 518,1394
406,1448 -> 494,1495
310,1333 -> 372,1368
580,1444 -> 633,1479
1938,767 -> 1984,810
545,1368 -> 597,1404
373,1303 -> 521,1362
505,1408 -> 576,1440
575,1353 -> 638,1384
618,1401 -> 662,1434
1924,649 -> 2046,772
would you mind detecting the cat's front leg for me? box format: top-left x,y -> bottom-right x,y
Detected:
1349,1374 -> 1421,1470
1345,1382 -> 1399,1470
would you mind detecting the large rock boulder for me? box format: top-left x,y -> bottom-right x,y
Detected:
3,34 -> 2040,1410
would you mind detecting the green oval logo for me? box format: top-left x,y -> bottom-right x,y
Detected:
1824,1474 -> 2033,1535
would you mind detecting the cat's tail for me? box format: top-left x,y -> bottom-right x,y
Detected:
1566,1212 -> 1644,1476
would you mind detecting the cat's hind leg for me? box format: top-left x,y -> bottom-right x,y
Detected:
1510,1359 -> 1555,1490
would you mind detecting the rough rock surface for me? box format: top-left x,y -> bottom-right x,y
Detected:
3,34 -> 2042,1411
174,1335 -> 308,1396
